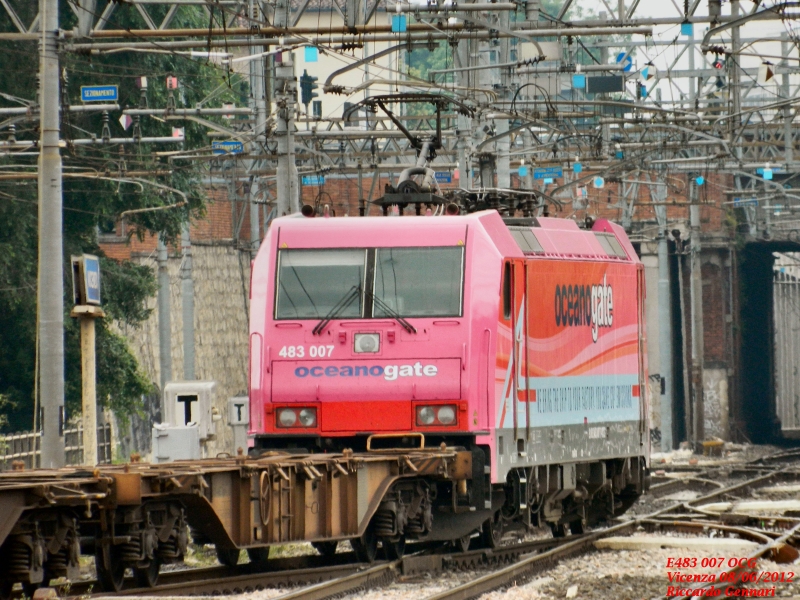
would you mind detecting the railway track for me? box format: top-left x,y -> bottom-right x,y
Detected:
67,458 -> 800,600
420,461 -> 800,600
82,537 -> 573,599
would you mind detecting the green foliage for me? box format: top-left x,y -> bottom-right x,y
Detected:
408,42 -> 452,82
0,2 -> 245,432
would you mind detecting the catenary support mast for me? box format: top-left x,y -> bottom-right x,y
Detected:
37,0 -> 66,468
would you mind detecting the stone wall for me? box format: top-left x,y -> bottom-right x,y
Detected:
115,242 -> 251,458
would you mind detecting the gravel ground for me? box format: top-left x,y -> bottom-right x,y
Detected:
342,568 -> 491,600
479,534 -> 800,600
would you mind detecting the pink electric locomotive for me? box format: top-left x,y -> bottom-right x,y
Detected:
249,209 -> 649,544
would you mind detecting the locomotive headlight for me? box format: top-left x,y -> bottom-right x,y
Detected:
354,333 -> 380,353
417,406 -> 436,426
437,406 -> 456,425
277,408 -> 297,428
298,408 -> 317,427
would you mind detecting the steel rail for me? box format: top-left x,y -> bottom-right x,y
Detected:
67,551 -> 361,596
270,561 -> 399,600
90,562 -> 369,598
426,521 -> 638,600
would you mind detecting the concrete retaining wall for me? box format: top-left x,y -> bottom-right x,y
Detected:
115,242 -> 251,458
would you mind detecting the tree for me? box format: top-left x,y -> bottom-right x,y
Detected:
0,2 -> 248,432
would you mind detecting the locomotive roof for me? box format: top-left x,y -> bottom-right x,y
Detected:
272,210 -> 638,263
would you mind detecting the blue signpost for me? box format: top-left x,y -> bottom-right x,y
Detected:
434,172 -> 452,184
83,255 -> 101,305
80,85 -> 118,102
212,141 -> 244,155
302,175 -> 325,185
533,166 -> 563,180
615,52 -> 633,73
733,198 -> 758,207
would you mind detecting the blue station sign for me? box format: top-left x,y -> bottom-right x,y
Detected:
434,172 -> 452,183
71,253 -> 101,306
302,175 -> 325,185
533,166 -> 563,180
80,85 -> 118,102
83,254 -> 101,305
212,140 -> 244,155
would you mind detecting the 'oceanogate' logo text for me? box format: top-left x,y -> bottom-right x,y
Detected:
554,274 -> 614,343
294,361 -> 438,381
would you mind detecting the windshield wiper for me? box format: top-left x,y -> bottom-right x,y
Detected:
312,285 -> 361,336
363,288 -> 417,334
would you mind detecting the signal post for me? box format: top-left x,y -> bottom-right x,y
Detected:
71,255 -> 104,467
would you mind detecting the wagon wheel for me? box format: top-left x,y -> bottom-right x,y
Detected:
259,471 -> 272,527
351,526 -> 378,563
95,545 -> 125,592
247,547 -> 270,565
0,579 -> 13,600
549,523 -> 568,538
134,558 -> 160,588
215,546 -> 241,567
381,535 -> 406,560
310,541 -> 338,558
480,511 -> 504,549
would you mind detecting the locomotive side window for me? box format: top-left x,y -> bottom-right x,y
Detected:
503,262 -> 511,320
373,247 -> 464,317
276,249 -> 366,319
595,233 -> 627,258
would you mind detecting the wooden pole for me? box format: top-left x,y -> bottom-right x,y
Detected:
71,305 -> 105,466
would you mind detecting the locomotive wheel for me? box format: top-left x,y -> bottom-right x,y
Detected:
481,512 -> 504,549
134,559 -> 160,588
246,547 -> 270,564
310,541 -> 338,558
351,527 -> 378,563
95,546 -> 126,592
215,546 -> 241,567
381,536 -> 405,560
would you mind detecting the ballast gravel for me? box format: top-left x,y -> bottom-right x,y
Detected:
478,535 -> 800,600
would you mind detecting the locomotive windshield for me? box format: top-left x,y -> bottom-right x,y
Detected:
276,249 -> 366,319
275,247 -> 464,319
373,248 -> 463,317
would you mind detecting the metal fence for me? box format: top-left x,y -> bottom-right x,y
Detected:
0,424 -> 113,470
